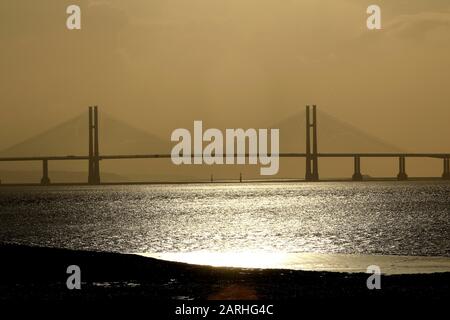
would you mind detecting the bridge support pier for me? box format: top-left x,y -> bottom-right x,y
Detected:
352,156 -> 363,181
40,159 -> 50,185
305,105 -> 319,181
443,158 -> 450,180
397,156 -> 408,181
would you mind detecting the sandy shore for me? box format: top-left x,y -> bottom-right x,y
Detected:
0,244 -> 448,301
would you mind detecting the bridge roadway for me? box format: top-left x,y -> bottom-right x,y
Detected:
0,153 -> 449,162
1,153 -> 449,184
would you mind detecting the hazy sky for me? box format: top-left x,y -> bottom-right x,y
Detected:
1,0 -> 450,152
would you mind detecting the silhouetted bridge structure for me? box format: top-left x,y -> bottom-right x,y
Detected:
0,106 -> 449,185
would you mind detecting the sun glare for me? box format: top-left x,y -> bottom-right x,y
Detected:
147,251 -> 289,269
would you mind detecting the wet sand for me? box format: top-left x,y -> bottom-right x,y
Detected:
0,244 -> 448,301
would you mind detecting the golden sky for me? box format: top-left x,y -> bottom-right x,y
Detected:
1,0 -> 450,153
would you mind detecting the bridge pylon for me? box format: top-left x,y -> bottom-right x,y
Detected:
352,156 -> 363,181
397,156 -> 408,181
40,159 -> 50,185
443,158 -> 450,180
88,106 -> 101,185
305,105 -> 319,181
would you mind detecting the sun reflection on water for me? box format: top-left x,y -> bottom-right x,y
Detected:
146,250 -> 289,269
140,251 -> 450,274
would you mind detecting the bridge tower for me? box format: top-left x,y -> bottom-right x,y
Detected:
352,156 -> 363,181
88,106 -> 101,185
40,159 -> 50,185
88,107 -> 94,184
397,156 -> 408,181
443,157 -> 450,180
305,105 -> 319,181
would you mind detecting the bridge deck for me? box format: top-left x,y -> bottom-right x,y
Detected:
0,153 -> 449,162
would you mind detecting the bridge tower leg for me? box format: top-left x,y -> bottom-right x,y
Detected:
305,105 -> 319,181
88,106 -> 101,185
40,159 -> 50,185
88,107 -> 94,184
312,105 -> 319,181
397,156 -> 408,181
93,106 -> 101,184
305,106 -> 312,181
352,156 -> 363,181
442,158 -> 450,180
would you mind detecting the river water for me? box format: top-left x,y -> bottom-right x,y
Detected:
0,182 -> 448,262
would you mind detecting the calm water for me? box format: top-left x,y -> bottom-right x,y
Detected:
0,182 -> 449,258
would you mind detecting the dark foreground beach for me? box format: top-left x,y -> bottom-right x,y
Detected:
0,244 -> 448,302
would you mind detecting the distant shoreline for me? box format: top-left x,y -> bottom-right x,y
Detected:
0,244 -> 448,301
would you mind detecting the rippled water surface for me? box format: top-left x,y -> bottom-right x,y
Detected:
0,182 -> 449,257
